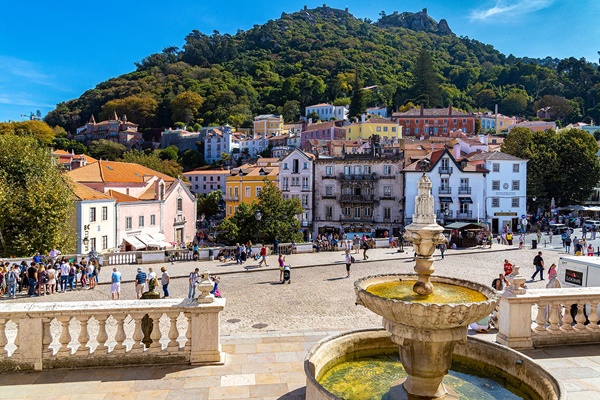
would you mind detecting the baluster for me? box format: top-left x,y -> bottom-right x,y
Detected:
113,314 -> 127,353
42,318 -> 53,358
0,318 -> 8,358
574,303 -> 587,330
76,316 -> 90,356
149,313 -> 163,351
131,313 -> 145,353
96,316 -> 109,353
534,302 -> 547,332
547,303 -> 561,332
587,302 -> 600,331
57,316 -> 72,356
167,313 -> 180,351
184,312 -> 191,353
561,303 -> 574,330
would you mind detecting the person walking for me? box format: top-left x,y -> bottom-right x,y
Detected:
345,249 -> 353,278
47,266 -> 56,295
5,265 -> 18,298
362,238 -> 370,260
135,267 -> 147,299
278,254 -> 286,283
353,236 -> 361,254
188,268 -> 199,298
111,267 -> 122,300
59,260 -> 69,292
439,242 -> 447,260
531,251 -> 545,281
258,244 -> 269,267
27,263 -> 37,297
565,235 -> 572,254
161,266 -> 170,298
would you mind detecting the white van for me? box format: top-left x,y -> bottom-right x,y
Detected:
557,256 -> 600,287
583,220 -> 600,230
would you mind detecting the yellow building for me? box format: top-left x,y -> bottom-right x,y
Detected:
345,117 -> 402,140
253,114 -> 284,136
224,164 -> 279,217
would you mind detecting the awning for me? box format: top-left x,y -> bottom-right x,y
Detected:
459,197 -> 473,204
149,233 -> 173,249
439,196 -> 453,203
136,234 -> 155,246
123,236 -> 146,250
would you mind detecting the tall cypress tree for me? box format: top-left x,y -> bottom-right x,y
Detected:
348,72 -> 365,119
410,49 -> 443,108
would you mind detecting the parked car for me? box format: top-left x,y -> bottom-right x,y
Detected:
583,220 -> 600,230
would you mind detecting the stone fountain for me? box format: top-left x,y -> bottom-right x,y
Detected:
304,173 -> 563,400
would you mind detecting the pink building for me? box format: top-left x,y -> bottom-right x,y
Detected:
74,113 -> 143,149
68,160 -> 196,249
300,121 -> 346,149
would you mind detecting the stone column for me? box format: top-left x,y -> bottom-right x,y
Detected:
18,318 -> 43,370
496,291 -> 534,349
189,309 -> 223,365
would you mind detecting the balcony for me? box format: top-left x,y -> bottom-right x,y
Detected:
438,167 -> 453,175
458,187 -> 472,195
338,173 -> 379,181
282,185 -> 289,192
321,194 -> 337,200
438,187 -> 452,195
340,194 -> 378,204
380,173 -> 395,179
301,185 -> 310,191
456,211 -> 474,219
322,174 -> 336,180
223,195 -> 239,202
436,210 -> 453,219
380,195 -> 396,201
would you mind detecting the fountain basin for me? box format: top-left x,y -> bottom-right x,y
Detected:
304,329 -> 564,400
355,274 -> 498,330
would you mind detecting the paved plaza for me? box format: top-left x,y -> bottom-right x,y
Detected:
2,232 -> 600,398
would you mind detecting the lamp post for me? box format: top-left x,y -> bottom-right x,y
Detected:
255,210 -> 262,244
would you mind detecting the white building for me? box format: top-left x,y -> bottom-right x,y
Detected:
278,149 -> 315,239
305,103 -> 348,121
239,135 -> 270,157
403,149 -> 487,226
183,169 -> 229,196
204,126 -> 239,164
467,152 -> 528,233
367,107 -> 388,118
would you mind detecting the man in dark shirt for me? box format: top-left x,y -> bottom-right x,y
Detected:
531,251 -> 545,280
27,263 -> 38,296
135,267 -> 147,299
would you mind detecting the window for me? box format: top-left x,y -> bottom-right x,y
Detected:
364,207 -> 372,217
150,214 -> 156,226
513,164 -> 520,173
344,166 -> 351,175
89,207 -> 96,222
303,162 -> 308,170
256,187 -> 262,196
326,206 -> 333,218
441,178 -> 449,189
245,187 -> 251,197
101,206 -> 108,221
302,195 -> 308,207
383,126 -> 388,132
90,238 -> 96,251
203,185 -> 206,189
326,166 -> 333,176
406,128 -> 410,134
293,159 -> 299,173
441,158 -> 449,169
492,198 -> 500,207
364,165 -> 371,174
512,180 -> 520,190
125,217 -> 132,230
302,177 -> 309,189
383,186 -> 392,196
203,176 -> 207,181
415,128 -> 420,134
512,198 -> 520,207
326,186 -> 333,196
492,163 -> 500,172
343,207 -> 351,216
459,203 -> 470,213
283,163 -> 289,170
102,236 -> 108,250
354,165 -> 362,174
492,180 -> 500,190
177,198 -> 183,212
343,187 -> 351,195
384,208 -> 391,219
383,165 -> 392,175
376,126 -> 381,132
139,216 -> 144,228
392,127 -> 396,132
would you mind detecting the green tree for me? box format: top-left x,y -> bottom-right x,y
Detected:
282,100 -> 301,123
170,91 -> 204,124
120,150 -> 183,178
348,73 -> 365,119
160,145 -> 179,161
0,120 -> 56,145
500,92 -> 528,116
181,149 -> 203,170
87,139 -> 127,161
197,190 -> 223,220
410,49 -> 442,107
0,135 -> 76,256
306,111 -> 320,122
99,95 -> 158,128
52,137 -> 88,154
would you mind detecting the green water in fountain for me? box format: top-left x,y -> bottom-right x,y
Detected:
319,355 -> 532,400
366,281 -> 487,303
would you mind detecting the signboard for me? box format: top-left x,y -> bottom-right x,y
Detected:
494,212 -> 518,217
564,269 -> 583,286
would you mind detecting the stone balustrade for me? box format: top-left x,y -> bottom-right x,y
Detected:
497,287 -> 600,349
0,298 -> 225,371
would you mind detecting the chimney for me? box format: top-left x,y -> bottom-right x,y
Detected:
453,141 -> 461,159
448,104 -> 453,116
420,103 -> 424,116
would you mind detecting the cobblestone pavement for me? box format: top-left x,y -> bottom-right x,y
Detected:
1,241 -> 599,399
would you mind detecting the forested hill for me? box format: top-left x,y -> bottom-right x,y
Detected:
45,6 -> 600,134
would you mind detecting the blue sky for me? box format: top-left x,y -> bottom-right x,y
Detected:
1,0 -> 598,122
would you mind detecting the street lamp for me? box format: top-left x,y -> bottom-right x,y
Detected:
254,210 -> 262,221
255,210 -> 262,244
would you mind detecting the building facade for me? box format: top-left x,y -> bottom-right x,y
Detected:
253,114 -> 284,136
300,121 -> 346,149
345,117 -> 401,140
313,153 -> 404,238
204,126 -> 239,164
183,169 -> 229,196
305,103 -> 348,121
278,149 -> 315,239
392,106 -> 475,138
224,164 -> 279,218
75,113 -> 142,148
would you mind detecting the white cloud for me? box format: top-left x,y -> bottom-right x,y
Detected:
470,0 -> 554,20
0,93 -> 53,108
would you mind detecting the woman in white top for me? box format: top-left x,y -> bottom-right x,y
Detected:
47,267 -> 56,294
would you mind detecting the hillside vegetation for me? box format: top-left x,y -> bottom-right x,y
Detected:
45,7 -> 600,133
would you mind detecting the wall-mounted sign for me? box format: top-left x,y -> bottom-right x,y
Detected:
494,212 -> 518,216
